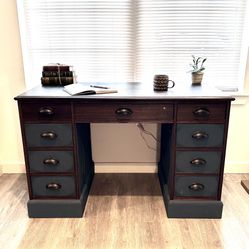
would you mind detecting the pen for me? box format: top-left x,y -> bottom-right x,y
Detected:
90,85 -> 109,89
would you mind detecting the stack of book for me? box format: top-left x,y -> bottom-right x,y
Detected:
41,64 -> 75,86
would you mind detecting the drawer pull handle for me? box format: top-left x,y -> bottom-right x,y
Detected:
40,132 -> 57,140
43,158 -> 59,166
39,107 -> 54,116
115,108 -> 133,117
193,108 -> 210,118
46,183 -> 61,190
192,131 -> 209,140
190,158 -> 206,166
188,183 -> 205,191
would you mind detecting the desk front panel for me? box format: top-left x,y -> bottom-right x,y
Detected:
74,101 -> 174,122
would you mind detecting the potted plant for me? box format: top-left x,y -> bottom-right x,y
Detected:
188,55 -> 207,85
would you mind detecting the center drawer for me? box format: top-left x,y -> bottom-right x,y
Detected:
25,124 -> 73,147
74,102 -> 174,122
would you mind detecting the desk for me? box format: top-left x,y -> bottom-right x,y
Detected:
15,82 -> 234,218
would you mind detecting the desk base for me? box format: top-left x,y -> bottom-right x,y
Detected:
158,171 -> 223,219
28,182 -> 92,218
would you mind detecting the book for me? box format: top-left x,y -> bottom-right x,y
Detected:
63,83 -> 118,95
42,71 -> 74,77
43,65 -> 70,72
41,77 -> 74,86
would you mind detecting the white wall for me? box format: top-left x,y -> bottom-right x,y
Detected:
0,0 -> 249,173
0,0 -> 26,173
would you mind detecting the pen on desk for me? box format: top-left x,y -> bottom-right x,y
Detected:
90,85 -> 109,89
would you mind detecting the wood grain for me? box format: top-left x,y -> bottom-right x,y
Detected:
1,173 -> 248,249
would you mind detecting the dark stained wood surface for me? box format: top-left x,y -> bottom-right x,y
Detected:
14,82 -> 235,100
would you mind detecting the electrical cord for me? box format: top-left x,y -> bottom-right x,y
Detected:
136,123 -> 160,151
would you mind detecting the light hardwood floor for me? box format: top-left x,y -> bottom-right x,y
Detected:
0,173 -> 249,249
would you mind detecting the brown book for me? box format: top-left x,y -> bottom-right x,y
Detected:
41,77 -> 74,86
43,65 -> 71,72
42,71 -> 73,77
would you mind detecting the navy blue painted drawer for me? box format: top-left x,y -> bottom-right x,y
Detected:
31,176 -> 76,197
25,124 -> 73,147
28,151 -> 74,173
175,176 -> 219,197
175,151 -> 222,173
176,124 -> 224,147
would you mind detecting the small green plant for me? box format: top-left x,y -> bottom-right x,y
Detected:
188,55 -> 207,73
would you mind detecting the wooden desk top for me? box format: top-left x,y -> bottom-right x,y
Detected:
15,82 -> 235,101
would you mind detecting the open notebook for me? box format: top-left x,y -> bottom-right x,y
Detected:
64,83 -> 118,95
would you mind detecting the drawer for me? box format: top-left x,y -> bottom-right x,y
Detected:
25,124 -> 73,147
28,151 -> 74,173
176,151 -> 222,173
176,124 -> 224,147
74,102 -> 174,122
31,176 -> 76,197
20,101 -> 71,122
177,103 -> 226,122
175,176 -> 219,197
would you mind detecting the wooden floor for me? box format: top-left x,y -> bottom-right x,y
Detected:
0,173 -> 249,249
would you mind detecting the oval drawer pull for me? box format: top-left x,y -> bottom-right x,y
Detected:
188,183 -> 205,191
190,158 -> 206,166
39,107 -> 54,116
115,108 -> 133,117
43,158 -> 59,166
193,108 -> 210,118
192,131 -> 209,140
46,183 -> 61,190
40,131 -> 57,140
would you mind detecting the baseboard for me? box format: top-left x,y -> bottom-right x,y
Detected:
94,163 -> 158,173
1,162 -> 26,173
224,161 -> 249,173
1,161 -> 249,174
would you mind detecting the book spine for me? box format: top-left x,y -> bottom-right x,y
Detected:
41,77 -> 74,86
42,71 -> 73,77
43,65 -> 70,72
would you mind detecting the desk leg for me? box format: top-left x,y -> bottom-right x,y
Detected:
158,124 -> 223,219
158,169 -> 223,219
27,123 -> 94,218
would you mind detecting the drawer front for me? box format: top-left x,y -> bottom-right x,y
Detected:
28,151 -> 74,173
74,102 -> 174,122
175,176 -> 219,197
177,103 -> 226,122
20,101 -> 71,122
31,176 -> 76,197
176,124 -> 224,147
176,151 -> 222,173
25,124 -> 73,147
